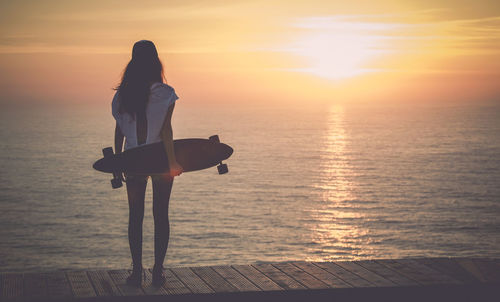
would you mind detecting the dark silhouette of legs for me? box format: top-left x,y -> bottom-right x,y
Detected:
151,175 -> 174,285
125,175 -> 147,285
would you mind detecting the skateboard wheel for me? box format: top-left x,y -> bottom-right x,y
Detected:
111,177 -> 123,189
103,147 -> 114,157
209,135 -> 220,143
217,163 -> 228,174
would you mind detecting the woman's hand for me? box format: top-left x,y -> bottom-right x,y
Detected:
169,161 -> 183,177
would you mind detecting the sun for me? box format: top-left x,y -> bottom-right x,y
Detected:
293,33 -> 381,79
286,19 -> 390,80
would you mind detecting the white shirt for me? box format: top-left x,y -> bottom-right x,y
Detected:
112,82 -> 179,150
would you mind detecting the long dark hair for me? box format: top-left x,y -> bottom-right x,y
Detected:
116,40 -> 165,117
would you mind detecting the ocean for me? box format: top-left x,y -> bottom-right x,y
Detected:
0,101 -> 499,273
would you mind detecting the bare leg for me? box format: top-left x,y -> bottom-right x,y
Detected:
152,175 -> 174,279
126,176 -> 147,276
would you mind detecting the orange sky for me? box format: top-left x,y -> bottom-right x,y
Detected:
1,0 -> 499,106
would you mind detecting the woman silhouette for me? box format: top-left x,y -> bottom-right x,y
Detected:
112,40 -> 183,287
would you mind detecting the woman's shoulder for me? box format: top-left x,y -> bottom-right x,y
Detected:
151,82 -> 174,94
150,82 -> 178,104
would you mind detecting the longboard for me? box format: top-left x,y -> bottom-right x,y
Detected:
93,135 -> 233,188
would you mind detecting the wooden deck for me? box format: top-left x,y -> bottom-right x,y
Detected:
1,258 -> 499,301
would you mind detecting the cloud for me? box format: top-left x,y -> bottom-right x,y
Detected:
291,13 -> 500,53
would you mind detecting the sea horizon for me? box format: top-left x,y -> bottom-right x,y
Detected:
1,101 -> 499,273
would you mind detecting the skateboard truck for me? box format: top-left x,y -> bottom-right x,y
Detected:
209,135 -> 229,175
102,147 -> 123,189
217,162 -> 228,174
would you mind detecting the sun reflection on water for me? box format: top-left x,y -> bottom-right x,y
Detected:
316,106 -> 354,200
306,105 -> 368,261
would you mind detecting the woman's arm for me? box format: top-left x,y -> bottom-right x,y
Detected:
160,104 -> 183,176
114,122 -> 124,154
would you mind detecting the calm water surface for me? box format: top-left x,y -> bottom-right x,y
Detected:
0,102 -> 499,272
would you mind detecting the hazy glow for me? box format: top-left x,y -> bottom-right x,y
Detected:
294,35 -> 374,78
0,1 -> 499,105
285,17 -> 408,79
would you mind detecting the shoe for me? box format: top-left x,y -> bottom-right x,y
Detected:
126,268 -> 143,287
152,265 -> 166,287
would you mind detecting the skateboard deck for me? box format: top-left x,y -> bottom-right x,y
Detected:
93,135 -> 233,188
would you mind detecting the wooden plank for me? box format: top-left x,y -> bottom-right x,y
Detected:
416,258 -> 479,284
108,269 -> 144,296
471,258 -> 500,283
212,265 -> 261,292
377,260 -> 428,285
232,265 -> 282,291
160,269 -> 192,295
2,257 -> 496,301
293,262 -> 352,288
252,263 -> 306,290
66,271 -> 97,298
272,262 -> 330,289
336,261 -> 397,287
142,269 -> 169,296
1,273 -> 23,299
44,271 -> 72,299
356,260 -> 419,287
314,262 -> 375,287
170,267 -> 214,294
23,273 -> 47,299
87,270 -> 121,297
456,258 -> 500,284
456,258 -> 487,283
192,266 -> 238,293
377,259 -> 459,286
396,259 -> 461,285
